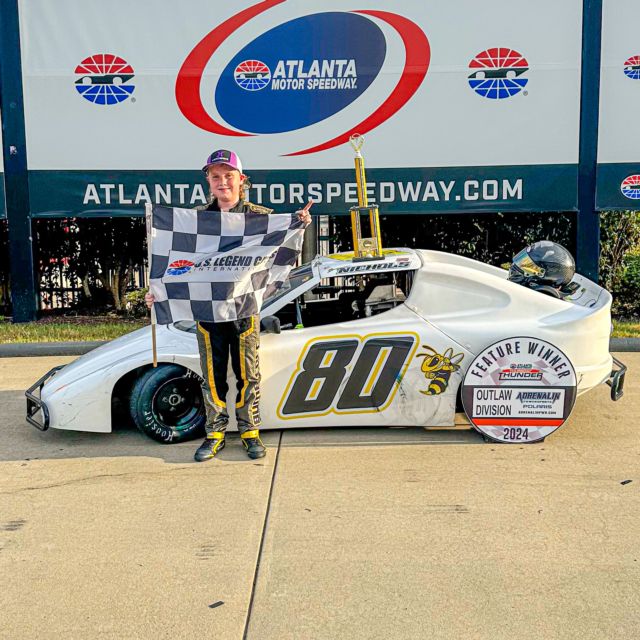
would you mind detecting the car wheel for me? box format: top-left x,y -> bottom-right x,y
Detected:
129,364 -> 206,444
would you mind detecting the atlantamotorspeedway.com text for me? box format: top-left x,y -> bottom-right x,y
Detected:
82,178 -> 524,208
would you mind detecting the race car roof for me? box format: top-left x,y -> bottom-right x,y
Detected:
314,248 -> 422,279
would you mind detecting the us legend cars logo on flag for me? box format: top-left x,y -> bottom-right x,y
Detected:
148,205 -> 305,324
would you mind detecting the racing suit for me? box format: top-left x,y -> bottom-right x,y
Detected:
195,198 -> 273,435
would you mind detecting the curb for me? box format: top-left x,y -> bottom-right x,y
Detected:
609,338 -> 640,352
0,338 -> 639,358
0,341 -> 107,357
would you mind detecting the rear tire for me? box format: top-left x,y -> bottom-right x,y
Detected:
129,364 -> 206,444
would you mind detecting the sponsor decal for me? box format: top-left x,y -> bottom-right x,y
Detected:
166,260 -> 194,276
165,252 -> 276,278
332,261 -> 411,274
418,346 -> 464,396
175,1 -> 430,155
461,337 -> 577,444
74,54 -> 135,105
498,364 -> 543,381
468,48 -> 529,99
194,252 -> 273,273
623,55 -> 640,80
621,175 -> 640,200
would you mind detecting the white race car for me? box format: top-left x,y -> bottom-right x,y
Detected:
26,248 -> 626,444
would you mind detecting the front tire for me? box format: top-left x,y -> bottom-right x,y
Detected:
129,365 -> 206,443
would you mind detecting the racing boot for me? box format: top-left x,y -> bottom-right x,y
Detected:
240,429 -> 266,459
194,431 -> 226,462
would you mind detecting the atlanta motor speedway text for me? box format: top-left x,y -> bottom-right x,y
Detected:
82,178 -> 524,207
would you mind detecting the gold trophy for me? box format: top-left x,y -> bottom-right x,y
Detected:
349,134 -> 383,260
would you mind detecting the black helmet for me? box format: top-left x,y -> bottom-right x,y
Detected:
508,241 -> 575,289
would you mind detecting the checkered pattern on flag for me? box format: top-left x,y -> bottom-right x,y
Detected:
149,205 -> 305,323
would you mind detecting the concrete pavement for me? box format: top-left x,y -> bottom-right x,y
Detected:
1,355 -> 638,639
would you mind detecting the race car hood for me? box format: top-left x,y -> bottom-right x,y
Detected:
43,324 -> 195,390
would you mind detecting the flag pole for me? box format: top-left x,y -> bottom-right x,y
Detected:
145,203 -> 158,368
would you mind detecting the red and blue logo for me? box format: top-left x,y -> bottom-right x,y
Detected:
623,56 -> 640,80
234,60 -> 272,91
75,54 -> 135,105
166,260 -> 194,276
468,48 -> 529,99
175,1 -> 430,156
621,175 -> 640,200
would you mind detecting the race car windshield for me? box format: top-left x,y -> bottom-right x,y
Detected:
262,264 -> 314,307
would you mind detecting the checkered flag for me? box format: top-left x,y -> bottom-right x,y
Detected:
148,205 -> 305,323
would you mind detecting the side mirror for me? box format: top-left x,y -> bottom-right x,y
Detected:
260,315 -> 281,334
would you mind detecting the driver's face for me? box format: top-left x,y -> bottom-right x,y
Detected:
206,164 -> 245,206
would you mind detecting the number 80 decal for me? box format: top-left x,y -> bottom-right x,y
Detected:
277,333 -> 418,419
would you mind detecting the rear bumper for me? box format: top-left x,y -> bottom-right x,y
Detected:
25,365 -> 65,431
606,356 -> 626,401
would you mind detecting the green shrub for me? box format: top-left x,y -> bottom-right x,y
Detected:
124,288 -> 149,318
599,211 -> 640,318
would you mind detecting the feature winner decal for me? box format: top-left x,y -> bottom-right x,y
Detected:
277,332 -> 418,419
461,337 -> 577,444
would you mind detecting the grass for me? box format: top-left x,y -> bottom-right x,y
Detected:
0,316 -> 638,343
612,320 -> 640,339
0,317 -> 149,343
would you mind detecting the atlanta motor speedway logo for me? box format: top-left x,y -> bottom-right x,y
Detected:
621,175 -> 640,200
175,1 -> 430,155
74,54 -> 135,105
234,60 -> 271,91
623,55 -> 640,80
468,47 -> 529,99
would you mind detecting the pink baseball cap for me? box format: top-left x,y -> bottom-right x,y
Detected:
202,149 -> 243,174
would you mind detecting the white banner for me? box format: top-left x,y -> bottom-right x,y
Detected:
598,0 -> 640,164
19,0 -> 582,171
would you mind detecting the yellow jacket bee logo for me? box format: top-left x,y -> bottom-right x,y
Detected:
418,346 -> 464,395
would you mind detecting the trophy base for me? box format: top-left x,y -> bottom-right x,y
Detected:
353,255 -> 385,263
354,237 -> 382,261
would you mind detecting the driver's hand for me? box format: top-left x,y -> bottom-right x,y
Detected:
296,199 -> 313,226
144,292 -> 155,309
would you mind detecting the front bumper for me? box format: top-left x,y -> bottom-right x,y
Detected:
25,365 -> 65,431
606,356 -> 626,401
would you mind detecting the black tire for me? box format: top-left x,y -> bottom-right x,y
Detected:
129,364 -> 206,444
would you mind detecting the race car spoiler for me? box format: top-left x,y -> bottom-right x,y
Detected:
25,365 -> 65,431
607,357 -> 626,401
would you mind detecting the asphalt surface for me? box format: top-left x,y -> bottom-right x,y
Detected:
1,355 -> 638,639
